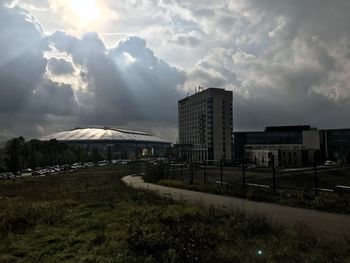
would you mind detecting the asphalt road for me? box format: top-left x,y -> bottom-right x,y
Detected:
123,175 -> 350,243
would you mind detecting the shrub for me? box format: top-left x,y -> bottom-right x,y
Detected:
0,198 -> 68,238
143,163 -> 166,183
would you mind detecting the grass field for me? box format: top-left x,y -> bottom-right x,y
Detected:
0,164 -> 349,262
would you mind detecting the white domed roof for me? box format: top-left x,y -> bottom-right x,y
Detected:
41,127 -> 170,144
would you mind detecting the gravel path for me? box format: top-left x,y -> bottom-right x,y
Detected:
123,175 -> 350,243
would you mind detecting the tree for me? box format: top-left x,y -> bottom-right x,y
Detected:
107,146 -> 112,163
0,145 -> 7,172
5,137 -> 25,174
2,137 -> 90,171
92,147 -> 100,163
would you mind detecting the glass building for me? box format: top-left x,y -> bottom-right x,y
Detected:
321,129 -> 350,163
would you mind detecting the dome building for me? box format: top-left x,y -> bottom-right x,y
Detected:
41,127 -> 171,159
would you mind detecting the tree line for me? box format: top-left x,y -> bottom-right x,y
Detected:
0,137 -> 101,174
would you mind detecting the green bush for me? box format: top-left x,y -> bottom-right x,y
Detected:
143,163 -> 166,183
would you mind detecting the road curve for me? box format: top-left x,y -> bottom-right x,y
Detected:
122,175 -> 350,243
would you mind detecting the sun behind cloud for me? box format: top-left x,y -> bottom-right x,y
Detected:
67,0 -> 101,26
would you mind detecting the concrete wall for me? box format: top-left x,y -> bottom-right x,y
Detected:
303,130 -> 320,150
247,149 -> 278,167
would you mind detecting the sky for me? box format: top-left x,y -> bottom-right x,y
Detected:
1,0 -> 350,142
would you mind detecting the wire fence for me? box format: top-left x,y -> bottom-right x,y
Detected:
155,160 -> 350,196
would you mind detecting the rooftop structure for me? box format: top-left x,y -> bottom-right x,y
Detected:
41,127 -> 171,159
41,127 -> 169,144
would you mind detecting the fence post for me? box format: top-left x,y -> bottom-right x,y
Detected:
180,163 -> 183,181
190,161 -> 193,184
314,153 -> 318,196
163,162 -> 167,180
242,158 -> 246,187
167,161 -> 170,179
173,162 -> 175,180
272,155 -> 276,195
220,159 -> 223,185
203,161 -> 206,185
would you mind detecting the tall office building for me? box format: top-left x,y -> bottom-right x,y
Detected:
178,88 -> 233,163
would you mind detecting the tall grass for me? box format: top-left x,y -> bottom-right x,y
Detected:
0,165 -> 349,262
0,198 -> 70,238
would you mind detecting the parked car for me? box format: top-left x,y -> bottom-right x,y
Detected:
0,173 -> 12,180
246,164 -> 256,169
33,170 -> 46,176
325,160 -> 337,166
97,160 -> 108,167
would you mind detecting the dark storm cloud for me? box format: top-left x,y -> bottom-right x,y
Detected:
108,37 -> 185,122
179,0 -> 350,130
47,57 -> 75,75
0,2 -> 186,141
29,80 -> 79,116
0,4 -> 46,112
2,0 -> 350,141
49,32 -> 185,128
0,2 -> 188,142
235,0 -> 350,130
0,4 -> 79,139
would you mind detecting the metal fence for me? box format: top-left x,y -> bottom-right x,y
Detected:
157,160 -> 350,196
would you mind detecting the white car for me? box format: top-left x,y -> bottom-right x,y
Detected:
324,160 -> 336,166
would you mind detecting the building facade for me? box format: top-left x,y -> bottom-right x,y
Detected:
178,88 -> 233,163
234,126 -> 320,167
320,129 -> 350,163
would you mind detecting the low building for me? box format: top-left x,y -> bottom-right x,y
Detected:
320,129 -> 350,163
234,125 -> 320,167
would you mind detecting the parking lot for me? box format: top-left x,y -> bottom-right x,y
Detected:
0,159 -> 132,180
